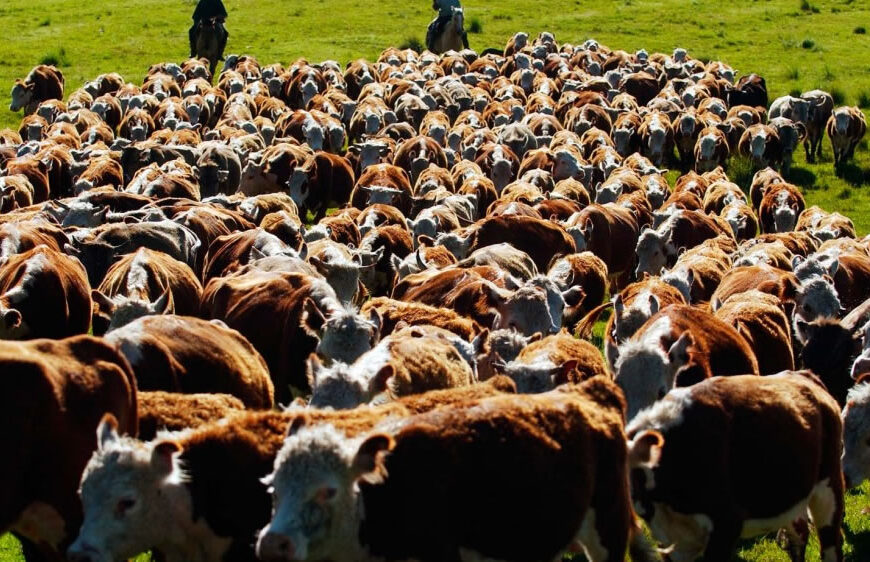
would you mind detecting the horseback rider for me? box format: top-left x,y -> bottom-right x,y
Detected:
189,0 -> 228,58
427,0 -> 469,51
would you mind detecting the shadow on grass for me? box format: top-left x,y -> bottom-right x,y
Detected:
844,523 -> 870,560
835,162 -> 870,187
785,166 -> 816,188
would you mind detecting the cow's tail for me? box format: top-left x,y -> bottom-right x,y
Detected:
628,517 -> 667,562
572,300 -> 613,340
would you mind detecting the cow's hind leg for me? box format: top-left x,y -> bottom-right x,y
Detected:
809,479 -> 844,562
775,517 -> 809,562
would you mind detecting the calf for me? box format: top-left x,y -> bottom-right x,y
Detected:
827,106 -> 867,166
627,372 -> 843,561
615,304 -> 759,420
259,378 -> 651,562
105,315 -> 274,409
0,245 -> 91,339
1,336 -> 137,559
137,391 -> 246,440
9,64 -> 64,115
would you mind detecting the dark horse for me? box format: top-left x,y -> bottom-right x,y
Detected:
193,17 -> 228,78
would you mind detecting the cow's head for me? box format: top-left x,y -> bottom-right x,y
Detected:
306,355 -> 374,409
850,322 -> 870,380
616,328 -> 693,421
9,80 -> 35,112
68,415 -> 188,562
92,290 -> 171,334
635,226 -> 676,278
497,358 -> 579,394
794,276 -> 841,326
492,284 -> 555,336
842,382 -> 870,488
257,422 -> 392,561
302,299 -> 380,365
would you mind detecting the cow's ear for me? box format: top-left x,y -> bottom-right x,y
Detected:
352,433 -> 394,476
97,413 -> 120,450
795,319 -> 814,344
370,364 -> 394,395
301,297 -> 327,337
151,440 -> 182,477
628,429 -> 664,468
306,353 -> 323,389
286,414 -> 308,438
667,332 -> 693,369
553,359 -> 579,386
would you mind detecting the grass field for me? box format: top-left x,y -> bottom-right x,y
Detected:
1,0 -> 870,560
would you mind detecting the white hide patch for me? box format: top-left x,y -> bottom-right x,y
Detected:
576,508 -> 609,562
626,386 -> 693,435
646,503 -> 713,562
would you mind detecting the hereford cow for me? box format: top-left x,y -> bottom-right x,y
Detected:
842,381 -> 870,488
713,290 -> 794,374
9,65 -> 64,115
92,248 -> 203,334
0,245 -> 91,339
258,379 -> 655,562
693,126 -> 729,173
635,209 -> 731,277
827,106 -> 867,166
627,372 -> 843,561
68,383 -> 518,561
1,336 -> 137,559
615,304 -> 759,420
465,214 -> 577,272
306,332 -> 475,409
105,315 -> 273,408
801,90 -> 834,163
758,183 -> 806,234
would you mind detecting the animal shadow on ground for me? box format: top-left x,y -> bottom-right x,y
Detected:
835,162 -> 870,187
784,166 -> 817,188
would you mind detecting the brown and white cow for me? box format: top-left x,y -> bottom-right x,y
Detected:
615,304 -> 759,420
627,372 -> 844,561
259,378 -> 654,562
758,182 -> 805,233
801,90 -> 834,163
91,248 -> 203,334
713,289 -> 795,374
9,65 -> 64,115
1,336 -> 137,559
105,315 -> 274,409
692,126 -> 728,173
827,106 -> 867,166
0,245 -> 91,339
136,391 -> 246,441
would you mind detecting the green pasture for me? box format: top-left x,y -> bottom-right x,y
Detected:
1,0 -> 869,559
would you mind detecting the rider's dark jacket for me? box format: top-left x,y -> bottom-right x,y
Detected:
192,0 -> 228,21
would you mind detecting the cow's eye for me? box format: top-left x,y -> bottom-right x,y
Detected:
116,498 -> 136,517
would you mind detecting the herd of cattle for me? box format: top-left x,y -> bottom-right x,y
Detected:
2,30 -> 870,562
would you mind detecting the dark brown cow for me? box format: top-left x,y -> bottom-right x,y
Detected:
627,372 -> 843,560
1,336 -> 137,559
105,315 -> 274,409
566,202 -> 640,286
467,214 -> 577,272
0,245 -> 91,339
9,65 -> 64,115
